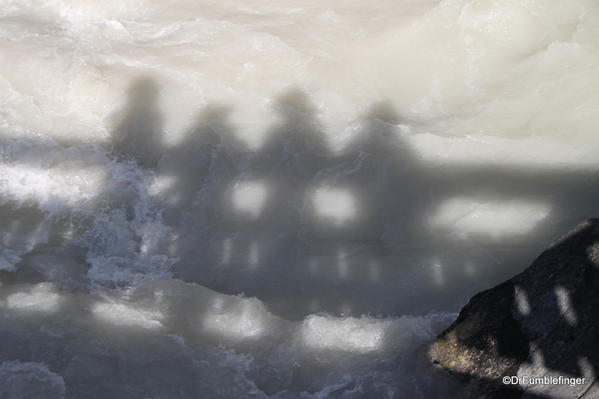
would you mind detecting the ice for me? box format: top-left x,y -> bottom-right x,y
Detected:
0,361 -> 65,399
0,0 -> 598,397
300,315 -> 397,354
91,301 -> 165,330
5,283 -> 62,314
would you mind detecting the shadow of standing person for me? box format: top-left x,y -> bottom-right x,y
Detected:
155,105 -> 225,226
110,78 -> 164,169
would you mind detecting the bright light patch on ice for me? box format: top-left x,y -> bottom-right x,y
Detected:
336,249 -> 349,279
221,238 -> 233,265
301,315 -> 395,354
0,163 -> 105,210
248,241 -> 260,268
149,175 -> 177,197
231,181 -> 268,219
312,187 -> 357,225
91,301 -> 165,330
431,260 -> 444,286
6,283 -> 62,314
429,198 -> 551,239
409,135 -> 599,169
202,297 -> 270,341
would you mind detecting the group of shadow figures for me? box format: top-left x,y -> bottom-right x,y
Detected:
106,78 -> 599,397
1,76 -> 598,397
109,77 -> 599,287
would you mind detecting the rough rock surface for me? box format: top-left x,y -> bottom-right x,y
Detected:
429,219 -> 599,399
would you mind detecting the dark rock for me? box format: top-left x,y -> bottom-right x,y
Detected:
429,219 -> 599,399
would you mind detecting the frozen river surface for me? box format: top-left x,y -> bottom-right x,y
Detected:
1,0 -> 599,397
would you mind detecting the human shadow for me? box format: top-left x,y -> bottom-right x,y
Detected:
110,77 -> 164,169
99,78 -> 599,321
3,76 -> 599,323
154,105 -> 225,226
2,76 -> 599,398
